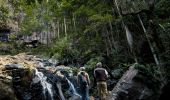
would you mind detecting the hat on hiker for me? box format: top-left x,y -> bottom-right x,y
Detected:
96,62 -> 102,67
80,67 -> 85,71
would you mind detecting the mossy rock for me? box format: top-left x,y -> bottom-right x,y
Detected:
20,68 -> 34,88
0,80 -> 17,100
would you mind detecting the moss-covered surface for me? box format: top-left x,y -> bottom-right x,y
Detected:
134,64 -> 162,92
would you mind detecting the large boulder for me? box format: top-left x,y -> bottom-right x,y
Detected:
109,64 -> 155,100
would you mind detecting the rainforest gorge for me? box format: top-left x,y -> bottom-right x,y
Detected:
0,0 -> 170,100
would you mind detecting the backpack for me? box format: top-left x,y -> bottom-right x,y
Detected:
80,72 -> 88,86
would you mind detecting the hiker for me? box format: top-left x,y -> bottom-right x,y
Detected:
94,62 -> 108,100
77,67 -> 90,100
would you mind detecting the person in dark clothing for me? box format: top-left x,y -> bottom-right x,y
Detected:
94,62 -> 108,100
77,67 -> 90,100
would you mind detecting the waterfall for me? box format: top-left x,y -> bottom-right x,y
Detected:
114,0 -> 133,49
66,78 -> 81,99
33,68 -> 54,100
124,25 -> 133,49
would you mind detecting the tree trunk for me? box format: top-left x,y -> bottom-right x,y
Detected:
64,17 -> 67,37
73,14 -> 77,33
109,21 -> 117,50
103,28 -> 110,56
106,29 -> 113,53
51,21 -> 56,38
57,20 -> 60,39
104,37 -> 109,57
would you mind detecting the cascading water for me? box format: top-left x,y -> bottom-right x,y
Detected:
33,68 -> 54,100
124,25 -> 139,63
66,78 -> 81,99
35,58 -> 81,99
124,25 -> 133,49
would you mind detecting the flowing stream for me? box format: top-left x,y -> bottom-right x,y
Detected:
33,68 -> 54,100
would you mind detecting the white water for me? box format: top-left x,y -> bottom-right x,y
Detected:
124,25 -> 133,49
66,78 -> 81,99
114,0 -> 133,49
33,68 -> 54,100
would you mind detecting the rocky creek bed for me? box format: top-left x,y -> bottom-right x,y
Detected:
0,53 -> 81,100
0,53 -> 168,100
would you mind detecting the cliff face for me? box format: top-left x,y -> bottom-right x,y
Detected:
117,0 -> 155,15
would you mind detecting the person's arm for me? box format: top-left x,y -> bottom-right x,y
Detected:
105,69 -> 109,78
93,69 -> 96,78
77,74 -> 80,87
86,73 -> 90,85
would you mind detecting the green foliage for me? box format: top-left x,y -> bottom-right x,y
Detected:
29,44 -> 52,57
50,37 -> 79,64
0,41 -> 25,55
134,64 -> 162,91
52,37 -> 70,55
0,6 -> 9,21
8,34 -> 17,40
155,0 -> 170,19
155,0 -> 170,33
0,2 -> 9,29
1,1 -> 169,87
85,56 -> 104,70
111,69 -> 124,79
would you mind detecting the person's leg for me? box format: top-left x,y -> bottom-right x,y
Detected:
100,82 -> 107,100
85,86 -> 89,100
97,82 -> 103,100
80,87 -> 85,100
103,82 -> 108,100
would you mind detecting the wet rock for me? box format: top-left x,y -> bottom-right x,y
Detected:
30,81 -> 45,100
12,68 -> 33,100
41,60 -> 53,67
5,64 -> 24,70
107,79 -> 117,91
0,53 -> 79,100
31,68 -> 63,100
48,58 -> 59,66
